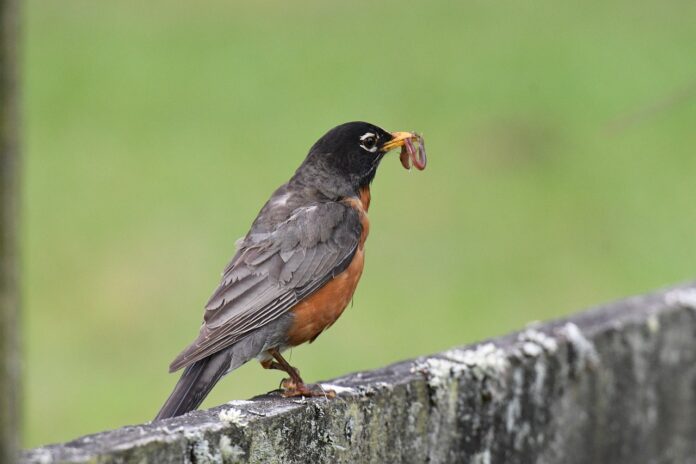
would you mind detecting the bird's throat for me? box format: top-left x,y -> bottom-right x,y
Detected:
358,186 -> 371,212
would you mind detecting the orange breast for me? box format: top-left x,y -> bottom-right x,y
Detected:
286,187 -> 371,346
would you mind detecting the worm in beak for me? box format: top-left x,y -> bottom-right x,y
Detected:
399,134 -> 427,171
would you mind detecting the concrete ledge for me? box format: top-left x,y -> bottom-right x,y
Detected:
23,282 -> 696,463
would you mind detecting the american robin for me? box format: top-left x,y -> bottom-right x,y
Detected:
155,121 -> 425,420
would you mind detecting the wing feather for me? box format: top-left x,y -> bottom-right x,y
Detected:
169,201 -> 361,372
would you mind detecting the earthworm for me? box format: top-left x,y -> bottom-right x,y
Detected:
400,134 -> 427,171
412,135 -> 427,170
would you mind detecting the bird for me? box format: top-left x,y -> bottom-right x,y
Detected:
155,121 -> 425,420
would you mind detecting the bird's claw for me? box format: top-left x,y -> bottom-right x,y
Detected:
279,378 -> 336,398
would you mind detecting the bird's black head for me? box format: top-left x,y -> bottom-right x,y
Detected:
291,121 -> 417,199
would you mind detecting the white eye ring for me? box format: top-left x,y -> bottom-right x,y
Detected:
359,132 -> 378,152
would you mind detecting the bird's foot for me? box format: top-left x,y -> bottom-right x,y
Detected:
279,378 -> 336,398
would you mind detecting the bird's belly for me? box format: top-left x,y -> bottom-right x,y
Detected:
286,248 -> 365,346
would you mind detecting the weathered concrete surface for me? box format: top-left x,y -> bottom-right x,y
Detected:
23,282 -> 696,464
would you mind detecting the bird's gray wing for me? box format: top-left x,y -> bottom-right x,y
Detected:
169,201 -> 361,372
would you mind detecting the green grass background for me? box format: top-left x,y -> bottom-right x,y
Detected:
23,0 -> 696,447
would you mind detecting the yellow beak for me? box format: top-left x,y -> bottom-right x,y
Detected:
381,131 -> 418,152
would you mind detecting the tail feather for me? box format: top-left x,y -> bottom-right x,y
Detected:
154,350 -> 230,421
155,313 -> 296,421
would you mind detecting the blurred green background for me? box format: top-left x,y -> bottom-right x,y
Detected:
23,0 -> 696,448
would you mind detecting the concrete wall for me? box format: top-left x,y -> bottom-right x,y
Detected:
23,281 -> 696,464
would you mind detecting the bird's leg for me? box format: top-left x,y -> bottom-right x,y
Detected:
260,360 -> 287,372
265,348 -> 335,398
261,350 -> 303,384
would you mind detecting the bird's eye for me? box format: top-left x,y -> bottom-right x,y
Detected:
359,132 -> 378,152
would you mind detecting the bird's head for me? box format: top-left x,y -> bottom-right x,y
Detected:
292,121 -> 423,198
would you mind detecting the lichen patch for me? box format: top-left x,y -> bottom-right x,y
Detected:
517,329 -> 559,356
558,323 -> 600,373
320,383 -> 356,395
442,343 -> 509,380
219,435 -> 245,463
665,288 -> 696,310
218,408 -> 248,427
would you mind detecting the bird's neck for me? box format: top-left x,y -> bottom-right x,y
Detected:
290,166 -> 361,202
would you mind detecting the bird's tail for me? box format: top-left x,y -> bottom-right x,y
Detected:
154,350 -> 230,421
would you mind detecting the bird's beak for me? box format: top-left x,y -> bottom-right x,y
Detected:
380,131 -> 418,152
